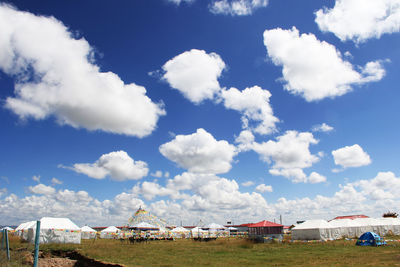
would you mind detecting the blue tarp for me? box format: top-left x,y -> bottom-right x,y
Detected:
356,232 -> 386,246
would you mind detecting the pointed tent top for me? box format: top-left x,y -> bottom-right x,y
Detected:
134,206 -> 148,216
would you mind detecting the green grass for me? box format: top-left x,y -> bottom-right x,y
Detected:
2,236 -> 400,266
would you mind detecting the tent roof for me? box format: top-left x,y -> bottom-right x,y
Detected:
132,222 -> 158,229
331,215 -> 369,220
204,223 -> 226,229
249,220 -> 283,228
171,226 -> 190,232
81,226 -> 96,232
101,226 -> 120,232
292,220 -> 332,230
27,218 -> 80,230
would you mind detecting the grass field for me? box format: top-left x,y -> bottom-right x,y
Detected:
2,235 -> 400,266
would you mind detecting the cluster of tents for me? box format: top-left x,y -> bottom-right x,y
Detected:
292,218 -> 400,241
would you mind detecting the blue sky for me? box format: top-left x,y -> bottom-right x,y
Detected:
1,0 -> 400,227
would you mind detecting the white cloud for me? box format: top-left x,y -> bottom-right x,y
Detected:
210,0 -> 268,16
3,171 -> 400,226
68,151 -> 149,181
241,181 -> 254,187
253,131 -> 320,170
308,172 -> 327,184
164,172 -> 170,178
263,27 -> 385,101
315,0 -> 400,43
28,184 -> 56,195
0,188 -> 7,197
255,184 -> 273,193
32,175 -> 40,183
51,177 -> 63,185
332,144 -> 371,169
221,86 -> 279,135
0,4 -> 165,137
167,0 -> 195,5
159,128 -> 237,174
151,171 -> 163,178
252,131 -> 322,183
312,123 -> 334,133
162,49 -> 226,104
235,130 -> 255,152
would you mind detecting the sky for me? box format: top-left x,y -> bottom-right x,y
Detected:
1,0 -> 400,227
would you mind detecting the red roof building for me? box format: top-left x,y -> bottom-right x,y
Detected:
248,220 -> 283,236
330,215 -> 369,221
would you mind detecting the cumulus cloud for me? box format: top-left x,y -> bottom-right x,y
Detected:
0,4 -> 165,137
32,175 -> 40,183
151,171 -> 163,178
241,181 -> 254,187
255,184 -> 273,193
210,0 -> 268,16
162,49 -> 226,104
332,144 -> 371,169
159,128 -> 237,174
235,130 -> 255,152
221,86 -> 279,135
263,27 -> 385,101
28,184 -> 56,195
308,172 -> 327,184
167,0 -> 195,5
3,171 -> 400,226
68,151 -> 149,181
51,177 -> 63,185
315,0 -> 400,43
312,123 -> 334,133
252,131 -> 322,183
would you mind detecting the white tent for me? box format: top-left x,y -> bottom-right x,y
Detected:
204,223 -> 226,230
292,220 -> 339,241
0,226 -> 13,231
100,226 -> 120,239
132,222 -> 158,229
171,226 -> 190,233
191,227 -> 207,238
26,217 -> 81,244
81,226 -> 97,239
17,221 -> 36,240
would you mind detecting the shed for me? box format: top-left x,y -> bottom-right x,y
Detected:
248,220 -> 283,241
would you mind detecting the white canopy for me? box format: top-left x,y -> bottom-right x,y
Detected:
171,226 -> 190,232
204,223 -> 226,229
132,222 -> 158,229
26,217 -> 81,244
0,226 -> 13,231
101,226 -> 120,233
81,226 -> 96,232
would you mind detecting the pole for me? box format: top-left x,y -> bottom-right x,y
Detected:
33,220 -> 41,267
5,229 -> 10,261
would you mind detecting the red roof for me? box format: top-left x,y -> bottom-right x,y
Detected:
331,215 -> 369,221
248,220 -> 283,228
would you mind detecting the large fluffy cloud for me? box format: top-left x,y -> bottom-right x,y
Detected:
0,4 -> 165,137
221,86 -> 279,135
2,171 -> 400,226
159,128 -> 237,174
263,27 -> 385,101
28,184 -> 56,195
315,0 -> 400,43
252,131 -> 324,183
162,49 -> 226,104
332,144 -> 371,169
67,151 -> 149,181
210,0 -> 268,16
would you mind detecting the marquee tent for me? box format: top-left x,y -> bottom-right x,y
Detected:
171,226 -> 190,238
81,226 -> 97,239
292,218 -> 400,240
204,223 -> 226,230
191,226 -> 207,238
128,207 -> 167,231
292,220 -> 339,241
131,222 -> 159,230
26,217 -> 81,244
100,226 -> 120,239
